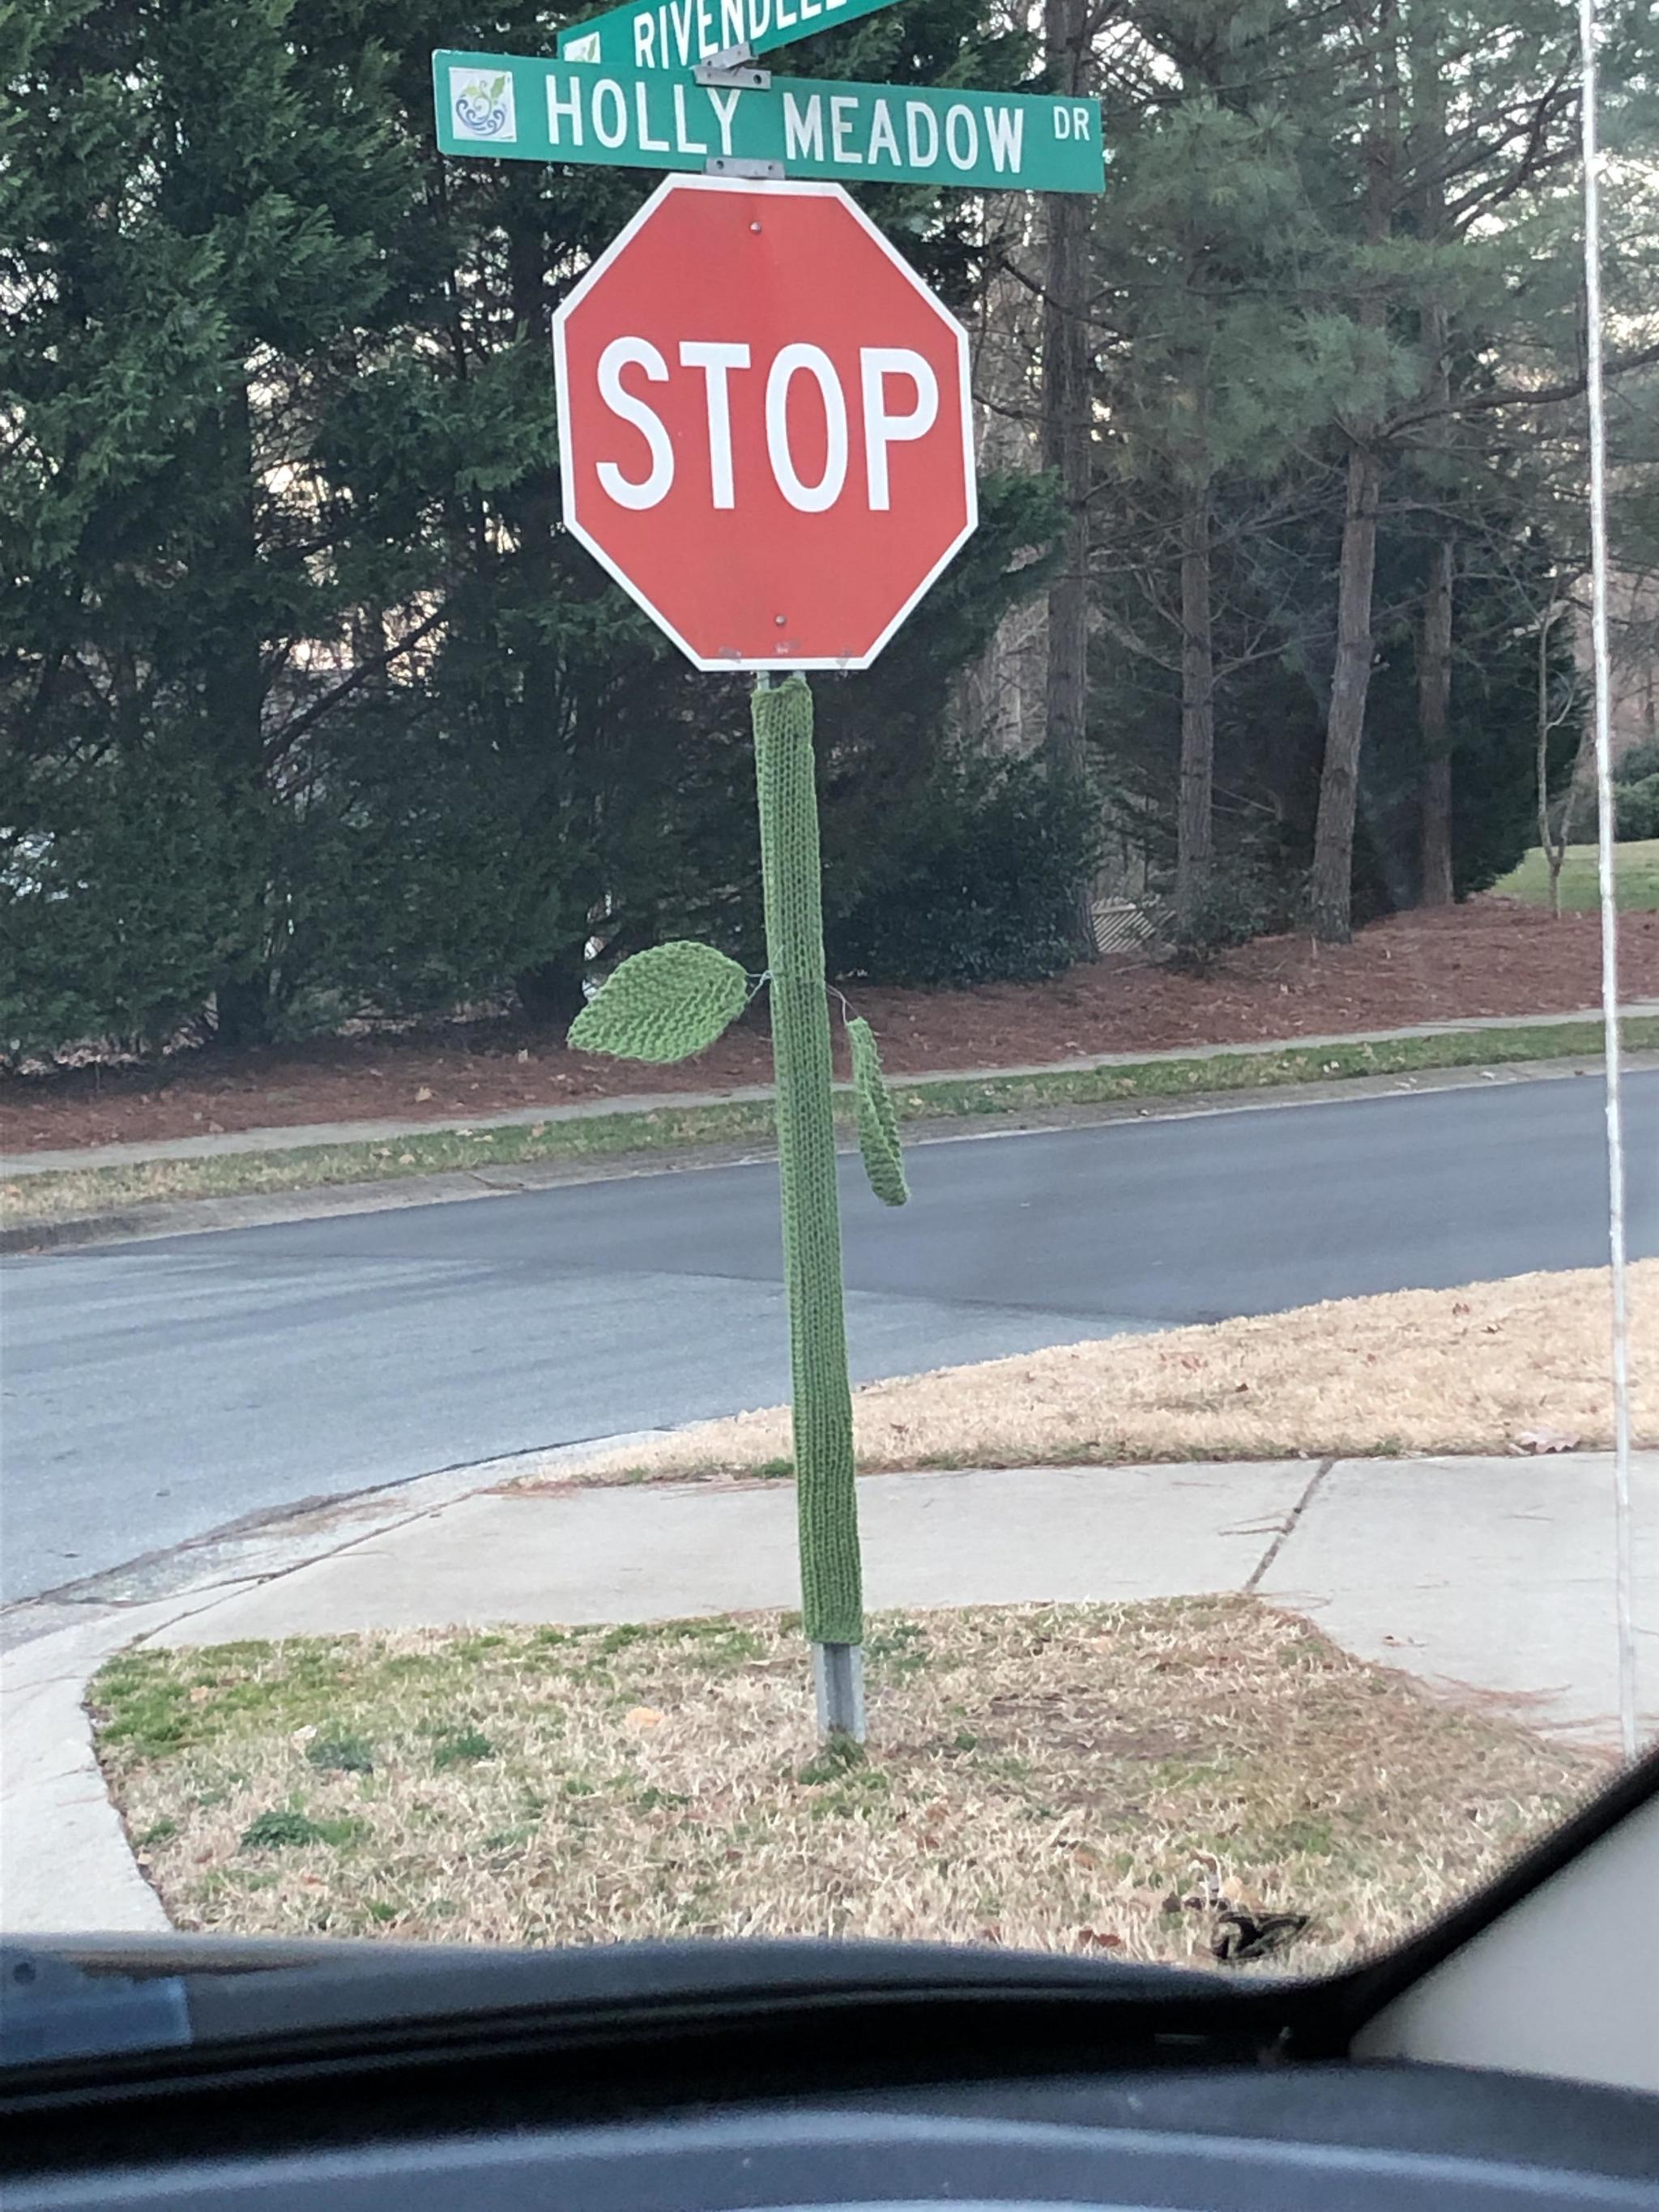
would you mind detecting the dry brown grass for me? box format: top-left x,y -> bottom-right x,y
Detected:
92,1597 -> 1606,1976
536,1264 -> 1659,1484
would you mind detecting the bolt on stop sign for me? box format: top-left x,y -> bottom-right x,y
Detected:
553,175 -> 976,670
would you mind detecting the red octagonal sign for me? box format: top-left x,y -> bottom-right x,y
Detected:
553,175 -> 976,671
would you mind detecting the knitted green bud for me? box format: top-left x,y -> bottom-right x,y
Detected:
847,1016 -> 908,1207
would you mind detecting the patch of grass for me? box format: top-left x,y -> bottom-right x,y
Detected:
1494,840 -> 1659,913
306,1733 -> 374,1775
93,1600 -> 1606,1975
550,1261 -> 1659,1479
798,1737 -> 870,1784
866,1620 -> 932,1682
239,1808 -> 367,1850
10,1016 -> 1657,1231
431,1728 -> 496,1769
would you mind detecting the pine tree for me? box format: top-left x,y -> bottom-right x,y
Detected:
2,0 -> 420,1042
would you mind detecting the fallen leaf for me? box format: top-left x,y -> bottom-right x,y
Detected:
1452,1301 -> 1471,1316
1512,1426 -> 1580,1455
188,1686 -> 212,1704
399,1153 -> 415,1166
1075,1928 -> 1124,1950
415,1085 -> 433,1102
516,1048 -> 531,1063
624,1706 -> 665,1728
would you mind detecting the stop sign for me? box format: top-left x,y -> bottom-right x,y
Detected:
552,175 -> 976,671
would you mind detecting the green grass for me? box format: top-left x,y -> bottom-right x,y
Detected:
6,1013 -> 1657,1234
1493,839 -> 1659,913
89,1602 -> 1606,1972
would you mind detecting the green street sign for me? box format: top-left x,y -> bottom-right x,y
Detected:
434,49 -> 1103,193
558,0 -> 890,70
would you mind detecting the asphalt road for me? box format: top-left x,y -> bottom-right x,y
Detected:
3,1069 -> 1656,1607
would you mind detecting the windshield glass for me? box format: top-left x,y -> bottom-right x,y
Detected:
1,0 -> 1653,1993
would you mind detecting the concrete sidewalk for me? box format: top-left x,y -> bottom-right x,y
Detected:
11,1004 -> 1653,1177
4,1450 -> 1654,1933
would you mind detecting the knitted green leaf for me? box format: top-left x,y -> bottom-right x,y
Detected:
847,1016 -> 908,1207
568,940 -> 748,1063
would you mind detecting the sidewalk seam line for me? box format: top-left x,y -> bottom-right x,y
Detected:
1246,1458 -> 1333,1592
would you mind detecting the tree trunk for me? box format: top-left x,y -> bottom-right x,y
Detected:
505,217 -> 594,1029
204,379 -> 273,1046
1311,445 -> 1383,943
1175,475 -> 1215,931
1041,0 -> 1097,958
1310,0 -> 1396,945
1417,528 -> 1455,906
1539,622 -> 1562,919
1410,31 -> 1455,910
1537,598 -> 1571,919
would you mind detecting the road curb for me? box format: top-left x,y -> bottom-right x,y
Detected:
7,1037 -> 1654,1255
1,1208 -> 162,1257
0,1434 -> 660,1933
1,1604 -> 181,1934
11,1002 -> 1658,1178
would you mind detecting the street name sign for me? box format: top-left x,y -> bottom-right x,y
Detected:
434,49 -> 1103,192
552,176 -> 976,669
559,0 -> 892,70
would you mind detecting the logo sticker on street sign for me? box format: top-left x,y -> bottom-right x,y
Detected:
432,49 -> 1103,192
552,176 -> 977,669
560,0 -> 895,70
446,64 -> 518,141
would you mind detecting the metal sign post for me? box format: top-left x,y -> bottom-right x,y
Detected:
433,22 -> 1101,1740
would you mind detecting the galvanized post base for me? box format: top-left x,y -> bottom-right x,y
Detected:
812,1642 -> 866,1742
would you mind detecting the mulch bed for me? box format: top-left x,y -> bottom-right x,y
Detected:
6,897 -> 1656,1156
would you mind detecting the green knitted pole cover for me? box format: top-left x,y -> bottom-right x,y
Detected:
847,1016 -> 909,1207
752,676 -> 864,1651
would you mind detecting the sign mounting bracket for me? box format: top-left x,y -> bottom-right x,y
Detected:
705,154 -> 785,176
695,49 -> 770,87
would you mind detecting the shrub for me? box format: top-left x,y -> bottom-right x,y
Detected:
822,752 -> 1102,988
1615,774 -> 1659,842
0,746 -> 267,1067
1163,856 -> 1282,974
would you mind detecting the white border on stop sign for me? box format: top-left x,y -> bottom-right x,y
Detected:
551,173 -> 979,671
